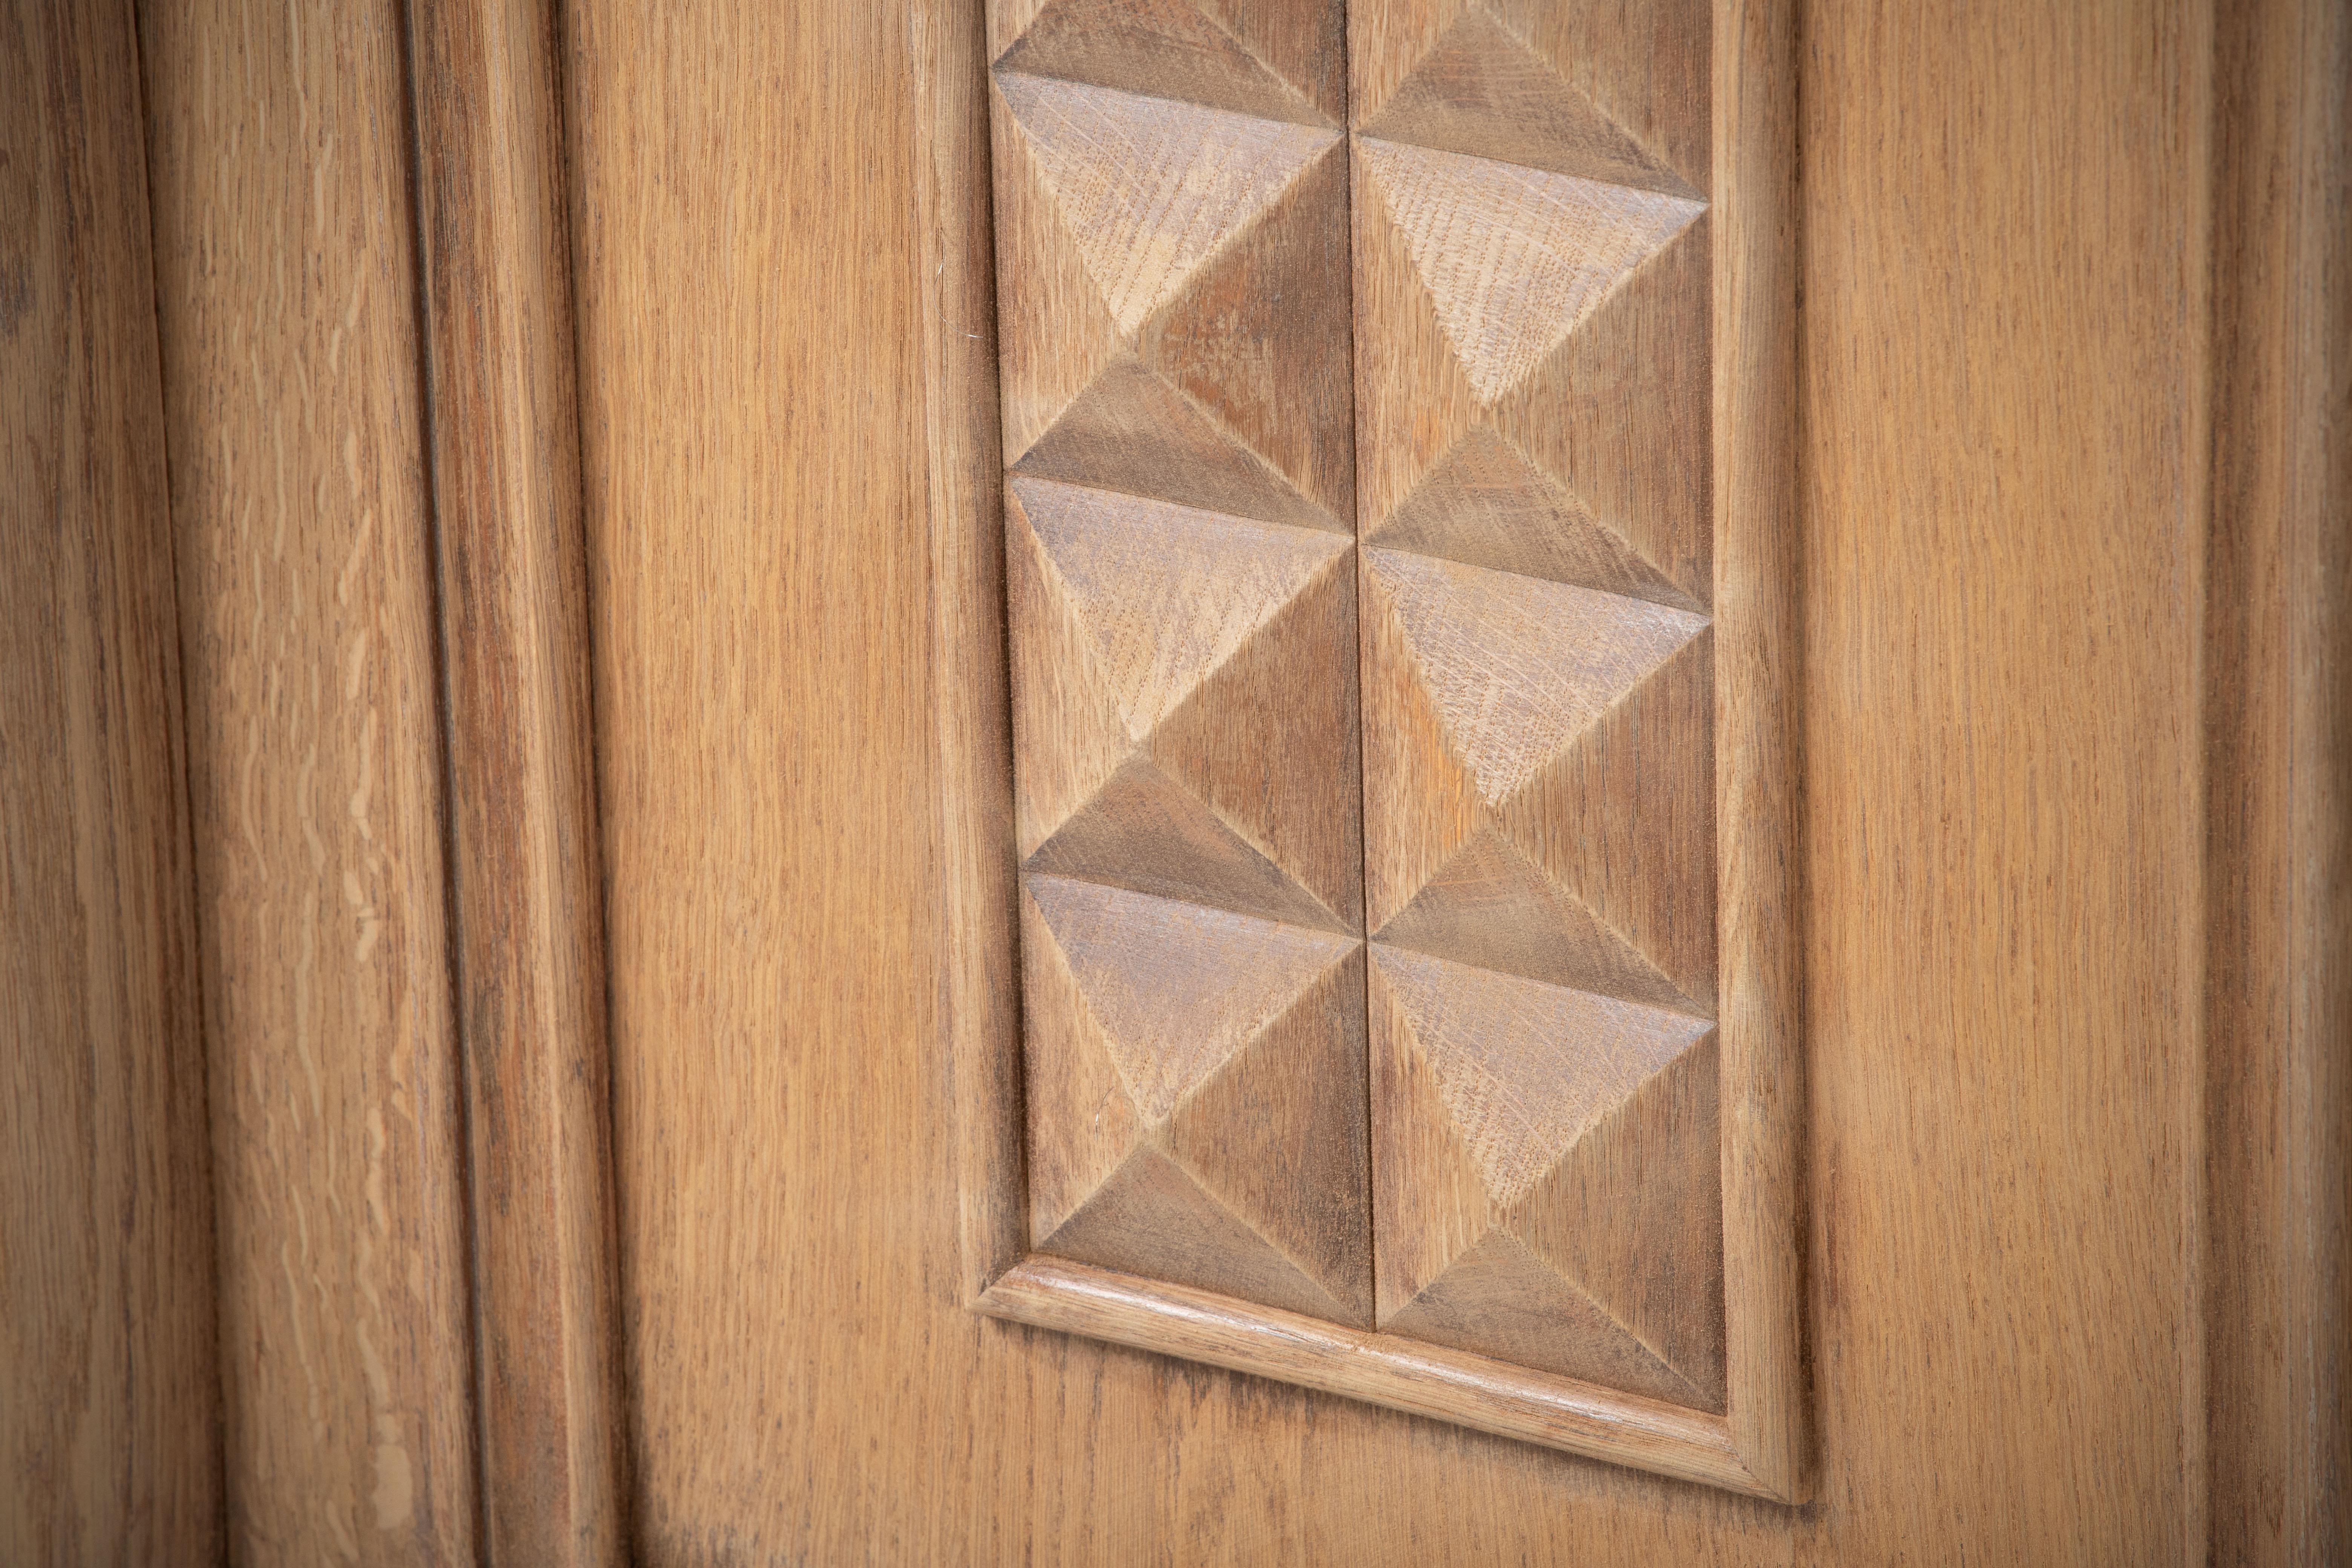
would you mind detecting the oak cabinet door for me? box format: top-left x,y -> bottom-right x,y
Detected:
28,0 -> 2335,1561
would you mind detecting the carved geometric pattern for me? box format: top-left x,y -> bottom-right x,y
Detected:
997,0 -> 1374,1333
1361,546 -> 1716,1010
1352,0 -> 1726,1404
1009,476 -> 1361,929
996,0 -> 1344,127
1370,948 -> 1723,1408
990,0 -> 1730,1416
1024,877 -> 1370,1325
993,65 -> 1354,525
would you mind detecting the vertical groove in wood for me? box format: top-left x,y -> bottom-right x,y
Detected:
0,0 -> 224,1556
1713,0 -> 1808,1501
407,0 -> 630,1560
919,0 -> 1024,1305
2205,0 -> 2351,1559
139,0 -> 481,1557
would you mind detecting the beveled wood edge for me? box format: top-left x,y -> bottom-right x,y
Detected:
980,1257 -> 1795,1501
406,0 -> 629,1554
928,0 -> 1813,1500
917,0 -> 1027,1304
2200,0 -> 2352,1556
1713,0 -> 1811,1503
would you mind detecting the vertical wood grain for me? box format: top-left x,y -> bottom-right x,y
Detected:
919,0 -> 1026,1305
0,0 -> 223,1556
558,0 -> 946,1554
570,0 -> 2320,1560
2205,0 -> 2351,1560
1713,0 -> 1806,1501
407,0 -> 629,1560
140,0 -> 480,1558
1799,0 -> 2205,1560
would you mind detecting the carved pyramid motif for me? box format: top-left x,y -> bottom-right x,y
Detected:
1348,0 -> 1726,1399
1371,949 -> 1724,1408
1357,138 -> 1703,406
993,53 -> 1353,526
991,0 -> 1729,1415
1023,877 -> 1371,1324
1009,477 -> 1361,928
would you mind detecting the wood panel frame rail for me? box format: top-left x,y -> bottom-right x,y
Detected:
926,0 -> 1812,1502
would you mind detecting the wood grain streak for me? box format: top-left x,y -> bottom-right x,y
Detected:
1798,0 -> 2206,1558
1,0 -> 223,1556
920,0 -> 1029,1306
2204,0 -> 2352,1560
409,0 -> 629,1559
1713,0 -> 1807,1501
141,0 -> 480,1557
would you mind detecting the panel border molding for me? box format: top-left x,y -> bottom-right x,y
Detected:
927,0 -> 1809,1502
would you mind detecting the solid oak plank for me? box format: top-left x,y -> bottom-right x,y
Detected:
1798,0 -> 2208,1560
2203,0 -> 2351,1560
409,0 -> 630,1559
0,0 -> 223,1556
141,0 -> 481,1557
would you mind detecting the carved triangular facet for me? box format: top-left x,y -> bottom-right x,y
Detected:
1370,426 -> 1698,608
1363,546 -> 1707,807
1020,886 -> 1144,1239
1348,0 -> 1464,128
1500,629 -> 1717,1011
1035,1145 -> 1363,1321
1194,0 -> 1345,123
1144,143 -> 1355,524
995,0 -> 1329,127
1007,491 -> 1135,858
1171,949 -> 1372,1324
1368,946 -> 1713,1211
997,73 -> 1339,335
1024,876 -> 1357,1124
1358,561 -> 1482,932
992,89 -> 1126,464
1379,1228 -> 1712,1406
1360,6 -> 1697,196
1357,137 -> 1704,403
1370,952 -> 1501,1316
1372,829 -> 1707,1014
1015,360 -> 1342,533
1152,558 -> 1361,929
1027,755 -> 1338,928
1349,152 -> 1481,540
1012,477 -> 1350,739
1507,0 -> 1712,194
1511,1032 -> 1725,1410
1498,210 -> 1712,611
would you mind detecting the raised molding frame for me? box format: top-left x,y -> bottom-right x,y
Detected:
923,0 -> 1808,1501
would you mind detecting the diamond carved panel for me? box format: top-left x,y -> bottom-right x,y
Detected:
975,0 -> 1801,1496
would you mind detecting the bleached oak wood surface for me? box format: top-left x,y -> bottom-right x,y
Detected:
6,0 -> 2333,1559
142,0 -> 481,1557
579,0 -> 2342,1560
